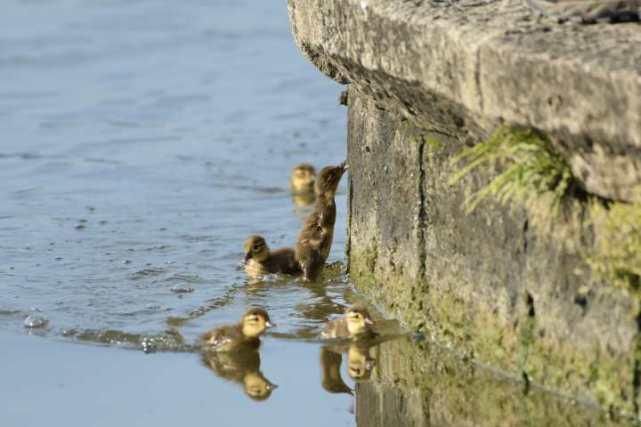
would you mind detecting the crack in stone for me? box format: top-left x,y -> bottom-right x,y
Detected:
632,307 -> 641,417
474,46 -> 485,113
417,136 -> 428,280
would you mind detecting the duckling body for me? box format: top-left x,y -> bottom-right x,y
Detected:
201,308 -> 273,352
295,162 -> 347,281
321,305 -> 375,340
244,235 -> 301,278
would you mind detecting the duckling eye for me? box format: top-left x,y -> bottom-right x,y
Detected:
253,244 -> 261,251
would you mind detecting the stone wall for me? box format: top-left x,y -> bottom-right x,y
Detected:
347,91 -> 639,413
288,0 -> 641,414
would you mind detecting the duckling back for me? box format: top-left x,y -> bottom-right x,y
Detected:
295,196 -> 337,280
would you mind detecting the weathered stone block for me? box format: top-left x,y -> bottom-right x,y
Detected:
347,91 -> 640,412
289,0 -> 641,202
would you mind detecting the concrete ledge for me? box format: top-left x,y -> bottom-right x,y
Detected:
288,0 -> 641,202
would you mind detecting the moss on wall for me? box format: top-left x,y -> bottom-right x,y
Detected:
347,92 -> 641,416
450,125 -> 641,292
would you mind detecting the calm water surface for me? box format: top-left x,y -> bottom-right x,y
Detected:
0,0 -> 349,339
1,0 -> 358,425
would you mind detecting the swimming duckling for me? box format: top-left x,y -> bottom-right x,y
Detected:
321,305 -> 375,340
202,349 -> 277,401
290,163 -> 317,194
295,162 -> 348,281
291,163 -> 317,209
200,308 -> 274,352
243,235 -> 302,278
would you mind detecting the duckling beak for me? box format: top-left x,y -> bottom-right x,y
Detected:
340,161 -> 349,172
265,321 -> 275,328
244,252 -> 252,262
364,318 -> 374,325
267,382 -> 279,390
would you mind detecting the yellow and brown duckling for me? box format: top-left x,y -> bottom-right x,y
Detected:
200,308 -> 274,352
295,161 -> 348,281
321,304 -> 376,340
290,163 -> 317,208
243,235 -> 302,279
290,163 -> 317,194
202,348 -> 277,401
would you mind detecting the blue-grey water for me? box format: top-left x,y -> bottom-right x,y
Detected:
0,0 -> 348,338
0,0 -> 358,425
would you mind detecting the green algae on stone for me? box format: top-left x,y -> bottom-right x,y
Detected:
588,201 -> 641,291
450,125 -> 641,291
358,336 -> 626,427
449,126 -> 584,240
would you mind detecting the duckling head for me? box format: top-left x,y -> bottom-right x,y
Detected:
244,235 -> 270,263
290,163 -> 316,194
241,307 -> 274,338
345,304 -> 374,337
315,161 -> 348,197
243,371 -> 277,401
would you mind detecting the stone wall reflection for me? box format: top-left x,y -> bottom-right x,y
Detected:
355,337 -> 626,426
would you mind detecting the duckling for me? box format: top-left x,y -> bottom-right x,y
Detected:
243,235 -> 302,278
290,163 -> 317,194
202,349 -> 277,401
295,161 -> 348,281
321,304 -> 375,340
291,163 -> 317,209
200,308 -> 274,352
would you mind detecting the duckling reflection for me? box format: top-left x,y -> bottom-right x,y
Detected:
201,349 -> 277,401
320,346 -> 353,395
320,342 -> 376,395
321,341 -> 376,386
243,235 -> 302,279
200,308 -> 273,352
295,161 -> 348,281
321,304 -> 376,340
346,343 -> 375,380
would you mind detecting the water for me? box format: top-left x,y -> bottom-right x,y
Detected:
0,1 -> 632,426
0,0 -> 350,343
0,0 -> 358,424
